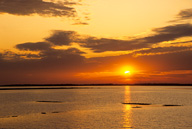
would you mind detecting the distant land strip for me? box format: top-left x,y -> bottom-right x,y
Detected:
1,83 -> 192,87
0,87 -> 94,90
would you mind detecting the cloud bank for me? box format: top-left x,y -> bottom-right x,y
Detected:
0,0 -> 80,17
26,23 -> 192,53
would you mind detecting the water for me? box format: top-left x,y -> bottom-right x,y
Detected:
0,86 -> 192,129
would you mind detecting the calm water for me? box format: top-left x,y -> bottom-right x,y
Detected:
0,86 -> 192,129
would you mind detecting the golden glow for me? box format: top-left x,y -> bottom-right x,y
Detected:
123,86 -> 132,128
124,71 -> 130,74
119,66 -> 135,76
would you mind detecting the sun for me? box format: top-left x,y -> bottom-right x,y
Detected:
118,65 -> 134,75
124,71 -> 130,74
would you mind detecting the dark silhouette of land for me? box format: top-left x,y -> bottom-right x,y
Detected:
0,83 -> 192,90
1,83 -> 192,87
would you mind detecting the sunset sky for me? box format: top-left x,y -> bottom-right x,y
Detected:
1,0 -> 192,84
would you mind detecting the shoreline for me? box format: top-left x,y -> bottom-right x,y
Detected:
1,83 -> 192,87
0,84 -> 192,90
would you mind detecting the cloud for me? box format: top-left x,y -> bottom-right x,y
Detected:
0,47 -> 88,84
42,30 -> 148,52
72,22 -> 89,25
79,24 -> 192,52
39,48 -> 85,62
146,24 -> 192,43
174,8 -> 192,21
78,37 -> 149,52
0,50 -> 39,60
43,30 -> 151,52
137,50 -> 192,71
13,24 -> 192,55
45,30 -> 78,46
14,40 -> 85,61
133,46 -> 192,57
0,0 -> 79,17
16,42 -> 52,51
20,24 -> 192,53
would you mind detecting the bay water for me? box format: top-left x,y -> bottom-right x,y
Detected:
0,86 -> 192,129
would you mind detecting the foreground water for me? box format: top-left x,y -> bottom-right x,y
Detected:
0,86 -> 192,129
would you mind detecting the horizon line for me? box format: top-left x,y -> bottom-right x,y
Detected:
1,83 -> 192,86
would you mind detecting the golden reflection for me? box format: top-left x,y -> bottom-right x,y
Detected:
123,86 -> 132,128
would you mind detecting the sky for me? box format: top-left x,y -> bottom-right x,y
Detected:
0,0 -> 192,84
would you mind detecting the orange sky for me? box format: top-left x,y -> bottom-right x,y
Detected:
0,0 -> 192,84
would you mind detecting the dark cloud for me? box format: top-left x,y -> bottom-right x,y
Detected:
175,8 -> 192,21
0,47 -> 88,84
80,37 -> 148,52
0,50 -> 41,60
79,24 -> 192,52
39,48 -> 85,62
43,30 -> 150,52
133,46 -> 192,57
136,50 -> 192,71
45,30 -> 78,46
0,50 -> 26,60
146,24 -> 192,43
14,40 -> 86,62
32,24 -> 192,52
0,53 -> 3,59
13,23 -> 192,54
16,42 -> 52,51
0,0 -> 78,17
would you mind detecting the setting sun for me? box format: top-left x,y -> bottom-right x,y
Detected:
118,66 -> 135,76
124,71 -> 130,74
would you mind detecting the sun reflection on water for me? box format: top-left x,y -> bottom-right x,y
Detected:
123,86 -> 133,128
